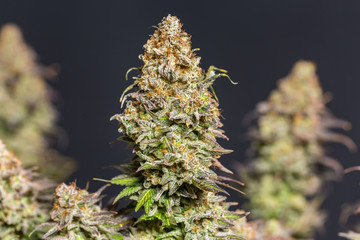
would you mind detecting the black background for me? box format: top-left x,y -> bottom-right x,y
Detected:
1,1 -> 360,239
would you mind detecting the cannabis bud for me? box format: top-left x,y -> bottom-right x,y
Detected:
243,61 -> 355,239
0,139 -> 54,240
31,182 -> 126,240
0,23 -> 75,180
101,15 -> 247,239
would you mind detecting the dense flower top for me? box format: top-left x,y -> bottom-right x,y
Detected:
103,15 -> 246,239
31,182 -> 127,240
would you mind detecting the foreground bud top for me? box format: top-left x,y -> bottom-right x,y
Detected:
31,182 -> 126,240
0,140 -> 53,240
0,24 -> 75,180
105,15 -> 247,239
243,61 -> 355,238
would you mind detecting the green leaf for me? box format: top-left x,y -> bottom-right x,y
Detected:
223,212 -> 245,219
113,184 -> 142,204
93,178 -> 111,183
136,151 -> 155,162
135,189 -> 155,212
136,162 -> 159,172
149,210 -> 172,227
162,136 -> 173,153
144,190 -> 156,214
217,219 -> 231,228
111,234 -> 124,240
110,177 -> 140,186
156,228 -> 183,239
135,214 -> 157,225
160,214 -> 171,227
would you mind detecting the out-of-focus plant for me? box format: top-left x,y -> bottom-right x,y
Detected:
31,182 -> 129,240
97,15 -> 250,239
0,139 -> 54,240
0,23 -> 75,181
242,61 -> 356,239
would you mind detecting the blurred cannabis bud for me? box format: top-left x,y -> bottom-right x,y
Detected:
100,15 -> 248,239
0,24 -> 75,180
31,182 -> 127,240
0,139 -> 54,240
243,61 -> 355,239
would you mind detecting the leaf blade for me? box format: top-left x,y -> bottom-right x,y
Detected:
113,184 -> 143,204
135,189 -> 155,212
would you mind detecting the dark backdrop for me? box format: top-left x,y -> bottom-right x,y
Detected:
1,1 -> 360,239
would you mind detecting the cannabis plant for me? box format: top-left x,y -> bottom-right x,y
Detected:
243,61 -> 355,239
0,23 -> 75,180
99,15 -> 248,239
0,139 -> 54,240
31,182 -> 128,240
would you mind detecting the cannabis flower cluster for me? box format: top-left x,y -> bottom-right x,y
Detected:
31,182 -> 126,240
0,139 -> 53,240
103,15 -> 247,240
243,61 -> 355,239
0,24 -> 74,180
